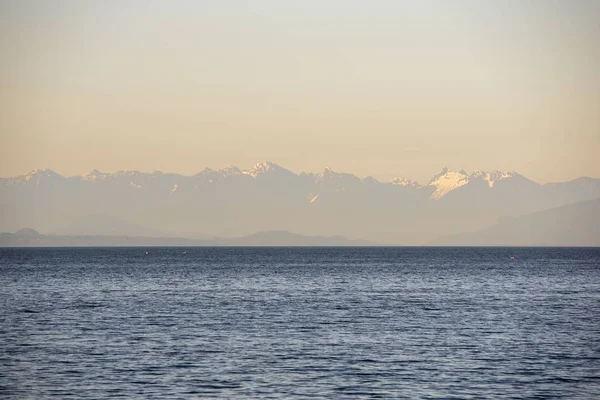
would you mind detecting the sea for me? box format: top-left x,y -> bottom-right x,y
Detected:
1,247 -> 599,399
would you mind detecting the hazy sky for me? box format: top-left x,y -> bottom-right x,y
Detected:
1,0 -> 599,184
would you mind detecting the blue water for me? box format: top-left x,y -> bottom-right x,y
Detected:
1,247 -> 599,399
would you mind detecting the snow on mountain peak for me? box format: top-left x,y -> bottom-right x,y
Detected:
470,170 -> 515,188
260,161 -> 278,168
243,161 -> 282,177
82,169 -> 108,181
23,169 -> 62,183
428,168 -> 469,200
318,167 -> 361,184
220,165 -> 242,176
427,168 -> 519,198
321,167 -> 347,178
115,170 -> 141,177
389,177 -> 420,187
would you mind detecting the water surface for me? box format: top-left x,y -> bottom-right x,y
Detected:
1,247 -> 599,398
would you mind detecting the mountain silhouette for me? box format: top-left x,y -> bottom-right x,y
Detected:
432,198 -> 600,246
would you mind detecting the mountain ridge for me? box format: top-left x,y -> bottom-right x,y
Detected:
3,163 -> 596,195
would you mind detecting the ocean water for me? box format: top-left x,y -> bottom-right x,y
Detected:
1,247 -> 599,399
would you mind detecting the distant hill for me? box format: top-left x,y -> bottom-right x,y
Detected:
0,229 -> 373,247
432,198 -> 600,246
52,214 -> 169,237
0,229 -> 214,247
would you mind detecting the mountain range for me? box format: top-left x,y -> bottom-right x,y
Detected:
1,162 -> 599,245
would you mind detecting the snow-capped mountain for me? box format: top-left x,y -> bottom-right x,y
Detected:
389,177 -> 420,188
427,168 -> 470,200
1,162 -> 599,244
2,169 -> 65,186
243,161 -> 288,178
425,168 -> 521,200
81,169 -> 108,182
470,170 -> 516,188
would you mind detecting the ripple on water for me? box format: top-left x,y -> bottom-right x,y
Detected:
0,247 -> 599,399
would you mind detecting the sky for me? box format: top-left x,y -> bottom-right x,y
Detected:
1,0 -> 599,184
